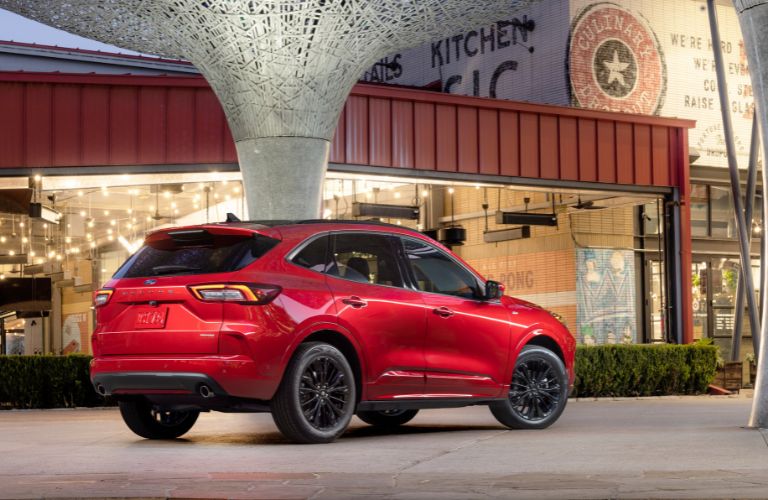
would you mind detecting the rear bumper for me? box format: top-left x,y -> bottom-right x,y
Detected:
92,371 -> 225,397
90,355 -> 281,400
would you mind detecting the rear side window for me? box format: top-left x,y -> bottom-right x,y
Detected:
291,235 -> 334,273
329,233 -> 404,287
113,232 -> 279,278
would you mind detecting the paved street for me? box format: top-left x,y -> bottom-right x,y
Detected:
0,397 -> 767,499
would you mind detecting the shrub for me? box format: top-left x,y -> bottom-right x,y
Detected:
0,345 -> 721,408
573,344 -> 719,397
0,355 -> 109,409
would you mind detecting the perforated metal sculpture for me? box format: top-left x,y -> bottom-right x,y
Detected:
0,1 -> 533,218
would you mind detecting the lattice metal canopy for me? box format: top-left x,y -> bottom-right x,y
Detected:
0,1 -> 533,141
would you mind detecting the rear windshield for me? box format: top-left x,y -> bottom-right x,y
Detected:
113,233 -> 280,279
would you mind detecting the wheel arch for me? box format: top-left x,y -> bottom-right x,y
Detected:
296,329 -> 365,403
523,333 -> 565,363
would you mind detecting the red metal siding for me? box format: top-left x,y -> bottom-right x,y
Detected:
25,84 -> 53,167
138,87 -> 167,164
633,124 -> 652,186
499,111 -> 520,177
80,86 -> 109,165
519,113 -> 539,179
0,73 -> 693,194
391,100 -> 414,168
53,85 -> 81,166
597,120 -> 616,184
651,125 -> 670,186
539,115 -> 558,180
413,102 -> 435,170
577,119 -> 597,182
344,96 -> 369,166
166,88 -> 195,164
558,117 -> 578,181
109,86 -> 139,165
615,122 -> 634,185
368,97 -> 392,167
0,83 -> 24,167
194,89 -> 224,163
457,107 -> 479,174
435,104 -> 457,172
477,109 -> 499,176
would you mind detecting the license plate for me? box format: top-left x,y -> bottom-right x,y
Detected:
134,307 -> 168,329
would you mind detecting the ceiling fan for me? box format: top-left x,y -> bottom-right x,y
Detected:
150,189 -> 174,221
572,196 -> 608,211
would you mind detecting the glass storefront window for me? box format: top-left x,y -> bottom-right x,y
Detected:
691,261 -> 707,340
690,184 -> 708,237
711,186 -> 735,238
649,260 -> 665,342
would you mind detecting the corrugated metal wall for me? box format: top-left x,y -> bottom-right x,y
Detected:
331,85 -> 693,189
0,73 -> 692,192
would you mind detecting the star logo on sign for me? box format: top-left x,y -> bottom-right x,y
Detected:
603,50 -> 630,87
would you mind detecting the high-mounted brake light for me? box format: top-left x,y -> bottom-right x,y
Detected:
189,284 -> 281,304
93,289 -> 114,307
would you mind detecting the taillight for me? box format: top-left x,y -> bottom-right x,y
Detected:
93,289 -> 113,307
189,284 -> 281,304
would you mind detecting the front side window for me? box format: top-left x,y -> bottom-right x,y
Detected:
401,237 -> 481,299
329,233 -> 403,287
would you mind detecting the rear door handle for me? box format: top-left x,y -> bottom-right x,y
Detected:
433,306 -> 454,318
342,296 -> 368,308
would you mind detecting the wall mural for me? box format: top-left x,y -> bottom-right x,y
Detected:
576,248 -> 636,344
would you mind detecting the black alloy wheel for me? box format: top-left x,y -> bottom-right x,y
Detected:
118,398 -> 199,439
490,345 -> 568,429
271,342 -> 356,443
299,355 -> 352,430
357,408 -> 419,428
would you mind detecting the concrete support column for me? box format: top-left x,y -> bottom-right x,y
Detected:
235,137 -> 330,221
734,0 -> 768,427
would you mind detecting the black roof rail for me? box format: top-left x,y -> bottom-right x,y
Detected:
217,218 -> 418,230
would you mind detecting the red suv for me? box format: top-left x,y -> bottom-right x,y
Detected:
91,220 -> 575,443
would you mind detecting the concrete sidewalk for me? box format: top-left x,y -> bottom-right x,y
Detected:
0,397 -> 766,499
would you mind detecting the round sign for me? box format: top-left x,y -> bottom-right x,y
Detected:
569,3 -> 666,115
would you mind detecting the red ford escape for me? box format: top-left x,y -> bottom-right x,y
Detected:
91,219 -> 575,444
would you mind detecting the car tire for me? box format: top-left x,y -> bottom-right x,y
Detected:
271,342 -> 357,444
118,398 -> 199,439
357,409 -> 419,428
490,345 -> 568,430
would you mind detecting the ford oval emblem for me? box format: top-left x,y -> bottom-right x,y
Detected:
144,279 -> 157,285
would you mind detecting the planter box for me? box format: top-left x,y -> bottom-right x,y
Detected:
713,361 -> 743,391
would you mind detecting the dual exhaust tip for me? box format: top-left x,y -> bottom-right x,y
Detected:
94,383 -> 215,399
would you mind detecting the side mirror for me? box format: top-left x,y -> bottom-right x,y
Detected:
484,280 -> 504,300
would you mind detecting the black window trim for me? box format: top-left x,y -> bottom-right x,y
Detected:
397,235 -> 489,301
285,229 -> 490,298
287,229 -> 414,292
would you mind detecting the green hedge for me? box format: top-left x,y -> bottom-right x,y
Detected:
573,344 -> 719,397
0,345 -> 720,408
0,355 -> 108,409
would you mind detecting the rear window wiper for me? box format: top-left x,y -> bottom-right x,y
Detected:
151,265 -> 202,275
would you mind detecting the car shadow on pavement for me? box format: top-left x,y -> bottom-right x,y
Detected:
344,424 -> 504,439
124,425 -> 506,446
